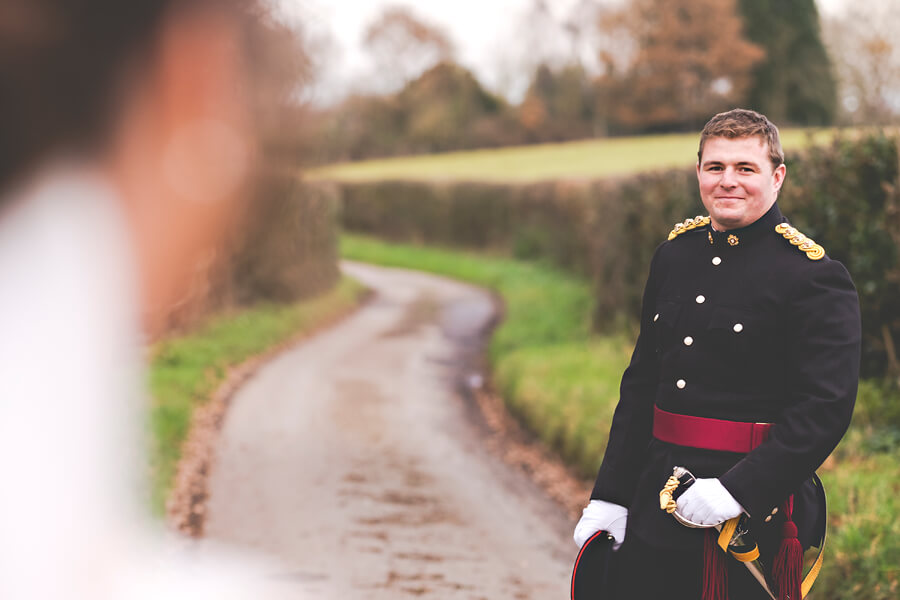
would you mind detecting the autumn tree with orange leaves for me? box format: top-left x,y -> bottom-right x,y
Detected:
599,0 -> 764,131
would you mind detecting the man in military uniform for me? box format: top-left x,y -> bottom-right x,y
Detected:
573,109 -> 861,599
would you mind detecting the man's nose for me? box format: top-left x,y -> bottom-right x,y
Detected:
719,167 -> 738,188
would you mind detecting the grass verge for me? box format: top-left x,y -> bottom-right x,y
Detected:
817,447 -> 900,599
147,276 -> 368,514
342,233 -> 900,599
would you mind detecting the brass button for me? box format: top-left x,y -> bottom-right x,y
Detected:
765,515 -> 772,523
696,295 -> 706,304
676,379 -> 686,389
654,313 -> 660,322
712,257 -> 722,266
733,323 -> 744,333
771,507 -> 778,515
684,336 -> 694,346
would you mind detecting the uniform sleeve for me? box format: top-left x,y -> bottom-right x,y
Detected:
720,258 -> 861,518
590,246 -> 664,506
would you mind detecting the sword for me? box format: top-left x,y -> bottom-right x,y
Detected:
659,466 -> 777,599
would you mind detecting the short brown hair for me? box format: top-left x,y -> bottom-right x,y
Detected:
698,108 -> 784,169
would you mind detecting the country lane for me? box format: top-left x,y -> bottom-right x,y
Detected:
203,261 -> 576,599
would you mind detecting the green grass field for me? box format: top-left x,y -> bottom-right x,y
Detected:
147,277 -> 367,514
309,129 -> 837,184
342,234 -> 899,600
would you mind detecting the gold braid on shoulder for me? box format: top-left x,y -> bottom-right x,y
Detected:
668,215 -> 711,241
774,223 -> 825,260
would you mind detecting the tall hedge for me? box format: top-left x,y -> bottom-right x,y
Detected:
230,173 -> 340,305
335,173 -> 700,328
333,133 -> 900,382
164,172 -> 340,334
780,135 -> 900,379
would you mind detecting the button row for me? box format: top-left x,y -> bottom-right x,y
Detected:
679,327 -> 742,350
655,305 -> 744,334
656,317 -> 744,334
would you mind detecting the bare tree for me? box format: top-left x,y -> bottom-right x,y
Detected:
561,0 -> 605,71
362,5 -> 455,93
487,0 -> 567,104
242,4 -> 343,165
823,3 -> 900,124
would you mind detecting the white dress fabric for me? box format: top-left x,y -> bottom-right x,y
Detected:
0,166 -> 301,599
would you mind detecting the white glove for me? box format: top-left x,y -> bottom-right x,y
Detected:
676,478 -> 744,526
573,500 -> 628,550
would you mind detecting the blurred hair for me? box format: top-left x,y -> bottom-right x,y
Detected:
698,108 -> 784,169
0,0 -> 247,196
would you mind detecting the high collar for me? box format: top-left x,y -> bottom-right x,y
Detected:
707,202 -> 785,248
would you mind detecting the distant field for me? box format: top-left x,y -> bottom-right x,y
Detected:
307,129 -> 837,184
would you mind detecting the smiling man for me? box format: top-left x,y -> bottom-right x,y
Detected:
573,109 -> 861,599
698,134 -> 785,232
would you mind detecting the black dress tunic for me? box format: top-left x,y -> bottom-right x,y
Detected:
590,202 -> 861,558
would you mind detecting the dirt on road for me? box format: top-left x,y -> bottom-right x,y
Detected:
203,262 -> 587,599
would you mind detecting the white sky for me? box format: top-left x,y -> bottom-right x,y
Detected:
273,0 -> 851,106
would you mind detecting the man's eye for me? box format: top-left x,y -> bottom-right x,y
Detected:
708,166 -> 723,171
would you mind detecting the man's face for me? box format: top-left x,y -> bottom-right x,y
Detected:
696,136 -> 786,231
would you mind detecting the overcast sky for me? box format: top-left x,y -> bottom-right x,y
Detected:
273,0 -> 850,106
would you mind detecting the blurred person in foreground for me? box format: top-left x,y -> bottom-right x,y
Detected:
573,109 -> 860,599
0,1 -> 298,597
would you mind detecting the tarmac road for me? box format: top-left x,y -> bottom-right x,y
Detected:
203,261 -> 575,599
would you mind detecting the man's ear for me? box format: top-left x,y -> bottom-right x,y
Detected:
772,163 -> 786,195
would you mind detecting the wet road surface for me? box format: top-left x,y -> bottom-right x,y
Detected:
204,262 -> 575,598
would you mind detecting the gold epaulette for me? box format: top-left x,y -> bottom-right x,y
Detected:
775,223 -> 825,260
667,215 -> 711,241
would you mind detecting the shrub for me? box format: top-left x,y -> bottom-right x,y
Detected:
164,172 -> 340,334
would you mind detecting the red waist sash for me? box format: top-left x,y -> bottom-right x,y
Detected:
653,405 -> 772,453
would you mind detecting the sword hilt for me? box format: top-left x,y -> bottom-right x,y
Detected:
658,466 -> 697,517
